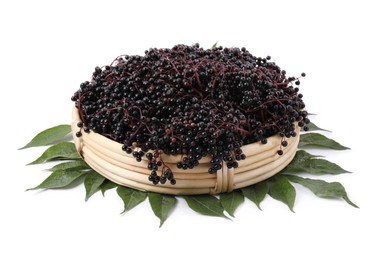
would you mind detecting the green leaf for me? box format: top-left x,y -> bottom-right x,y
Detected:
286,175 -> 358,208
282,150 -> 351,175
304,159 -> 351,175
219,190 -> 244,217
84,171 -> 106,201
241,181 -> 269,210
343,194 -> 359,208
28,142 -> 80,165
100,179 -> 118,196
268,175 -> 296,212
116,186 -> 147,213
302,122 -> 331,132
299,133 -> 350,150
182,195 -> 228,219
211,42 -> 218,49
47,160 -> 89,171
27,168 -> 88,190
19,124 -> 72,150
281,150 -> 322,172
148,193 -> 177,227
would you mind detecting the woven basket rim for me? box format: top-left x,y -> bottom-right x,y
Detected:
72,106 -> 300,195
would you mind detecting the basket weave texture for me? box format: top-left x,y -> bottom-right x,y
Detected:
72,107 -> 299,195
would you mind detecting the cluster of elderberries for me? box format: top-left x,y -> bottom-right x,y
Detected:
71,43 -> 309,185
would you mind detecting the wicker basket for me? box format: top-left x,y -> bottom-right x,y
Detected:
72,107 -> 299,195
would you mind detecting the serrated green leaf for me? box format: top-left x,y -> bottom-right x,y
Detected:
268,175 -> 296,212
84,171 -> 106,201
100,179 -> 118,196
241,181 -> 269,210
282,151 -> 351,175
20,124 -> 72,150
286,175 -> 358,208
116,186 -> 147,213
211,42 -> 218,49
27,168 -> 88,190
148,193 -> 177,227
219,190 -> 244,217
299,133 -> 350,150
302,122 -> 331,132
47,160 -> 89,171
182,195 -> 228,219
28,142 -> 80,165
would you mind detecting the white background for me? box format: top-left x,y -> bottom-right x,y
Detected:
1,0 -> 376,259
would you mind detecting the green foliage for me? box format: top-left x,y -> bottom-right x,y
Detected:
148,193 -> 177,227
241,182 -> 268,210
27,168 -> 88,190
281,150 -> 351,175
84,171 -> 106,201
219,190 -> 244,217
27,142 -> 80,165
302,122 -> 331,132
183,195 -> 229,219
286,175 -> 358,208
23,121 -> 357,226
48,160 -> 89,171
268,175 -> 296,212
100,180 -> 118,196
19,124 -> 72,150
116,186 -> 147,213
299,133 -> 350,150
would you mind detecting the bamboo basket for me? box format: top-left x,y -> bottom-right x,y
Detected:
72,107 -> 299,195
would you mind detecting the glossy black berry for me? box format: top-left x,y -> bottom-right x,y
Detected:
160,177 -> 167,184
208,167 -> 216,174
146,152 -> 153,160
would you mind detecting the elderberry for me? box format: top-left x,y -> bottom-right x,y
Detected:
72,44 -> 309,185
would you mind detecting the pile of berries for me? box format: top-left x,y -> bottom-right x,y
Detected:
72,44 -> 309,185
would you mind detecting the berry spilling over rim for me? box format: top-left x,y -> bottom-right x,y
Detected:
71,44 -> 308,195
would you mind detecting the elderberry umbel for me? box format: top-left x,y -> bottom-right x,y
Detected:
71,44 -> 309,185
